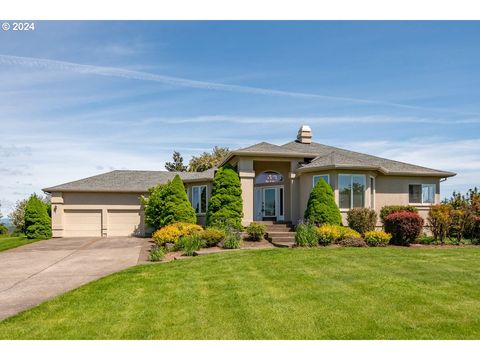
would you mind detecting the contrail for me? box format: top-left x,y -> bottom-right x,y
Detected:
0,54 -> 477,116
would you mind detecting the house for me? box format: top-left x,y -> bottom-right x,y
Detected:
43,125 -> 456,237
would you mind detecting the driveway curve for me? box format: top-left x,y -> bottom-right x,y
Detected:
0,237 -> 147,321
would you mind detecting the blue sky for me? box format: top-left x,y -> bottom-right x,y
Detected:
0,21 -> 479,215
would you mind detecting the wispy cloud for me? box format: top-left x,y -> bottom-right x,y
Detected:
1,54 -> 479,116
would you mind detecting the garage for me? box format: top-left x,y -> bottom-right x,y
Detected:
107,210 -> 142,237
64,209 -> 102,237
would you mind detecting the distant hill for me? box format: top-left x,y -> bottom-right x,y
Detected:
0,218 -> 14,231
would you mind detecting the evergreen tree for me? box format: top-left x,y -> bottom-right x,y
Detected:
304,178 -> 342,225
24,194 -> 52,239
165,151 -> 187,172
206,164 -> 243,230
141,175 -> 196,230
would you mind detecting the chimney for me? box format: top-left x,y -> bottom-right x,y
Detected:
296,125 -> 312,144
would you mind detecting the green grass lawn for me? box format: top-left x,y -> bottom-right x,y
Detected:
0,247 -> 479,339
0,235 -> 40,252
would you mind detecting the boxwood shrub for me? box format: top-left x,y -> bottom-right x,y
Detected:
246,222 -> 266,241
347,208 -> 377,235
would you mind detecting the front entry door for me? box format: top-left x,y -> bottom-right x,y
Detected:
254,186 -> 284,221
263,188 -> 276,219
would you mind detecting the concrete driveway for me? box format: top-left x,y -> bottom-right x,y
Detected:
0,237 -> 148,321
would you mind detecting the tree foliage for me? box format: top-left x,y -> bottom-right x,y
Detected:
165,151 -> 188,172
188,146 -> 229,172
206,164 -> 243,230
10,196 -> 50,234
141,175 -> 196,231
304,178 -> 341,225
24,194 -> 52,239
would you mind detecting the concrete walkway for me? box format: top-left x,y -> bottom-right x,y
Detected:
0,237 -> 147,321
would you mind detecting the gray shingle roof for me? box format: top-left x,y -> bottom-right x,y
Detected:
43,169 -> 215,193
281,141 -> 455,176
234,142 -> 301,155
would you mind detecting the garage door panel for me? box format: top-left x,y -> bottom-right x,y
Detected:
108,210 -> 142,237
64,210 -> 102,237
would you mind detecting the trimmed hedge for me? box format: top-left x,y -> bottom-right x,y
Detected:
24,194 -> 51,240
304,178 -> 341,225
206,165 -> 243,230
380,205 -> 418,224
142,175 -> 196,230
347,208 -> 377,235
384,211 -> 424,246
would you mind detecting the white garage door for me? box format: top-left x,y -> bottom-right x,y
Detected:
108,210 -> 142,237
64,210 -> 102,237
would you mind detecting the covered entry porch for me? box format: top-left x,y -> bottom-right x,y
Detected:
237,158 -> 300,225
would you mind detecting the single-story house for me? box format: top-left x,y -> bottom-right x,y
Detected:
43,125 -> 456,237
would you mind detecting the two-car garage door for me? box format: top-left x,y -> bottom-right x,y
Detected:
63,209 -> 141,237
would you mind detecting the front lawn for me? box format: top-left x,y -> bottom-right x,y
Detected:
0,247 -> 479,339
0,235 -> 41,252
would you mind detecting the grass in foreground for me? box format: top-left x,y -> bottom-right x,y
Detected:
0,247 -> 479,339
0,235 -> 40,252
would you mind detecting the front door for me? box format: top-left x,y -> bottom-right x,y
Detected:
263,188 -> 276,219
254,186 -> 284,221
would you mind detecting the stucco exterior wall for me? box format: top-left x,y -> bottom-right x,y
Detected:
52,182 -> 213,237
51,192 -> 145,237
297,171 -> 442,226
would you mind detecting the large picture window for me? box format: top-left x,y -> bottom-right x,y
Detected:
409,184 -> 435,204
191,185 -> 208,214
339,174 -> 366,209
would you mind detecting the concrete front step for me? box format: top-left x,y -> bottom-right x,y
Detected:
270,240 -> 295,248
255,221 -> 292,225
269,237 -> 296,243
267,233 -> 296,239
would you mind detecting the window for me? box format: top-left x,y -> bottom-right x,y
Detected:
312,174 -> 330,187
191,185 -> 208,214
339,174 -> 366,209
255,171 -> 283,184
409,184 -> 435,204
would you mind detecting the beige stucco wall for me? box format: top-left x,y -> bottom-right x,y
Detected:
297,171 -> 442,226
51,192 -> 146,237
52,182 -> 213,237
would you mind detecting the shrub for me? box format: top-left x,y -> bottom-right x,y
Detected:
152,222 -> 203,245
206,165 -> 243,230
347,208 -> 377,235
142,175 -> 196,231
339,227 -> 361,239
316,224 -> 360,245
380,205 -> 418,224
304,178 -> 341,225
201,227 -> 225,247
316,224 -> 342,245
24,194 -> 52,240
178,233 -> 205,256
246,222 -> 266,241
0,224 -> 8,235
415,235 -> 435,244
337,236 -> 367,247
295,224 -> 318,247
427,204 -> 453,244
384,211 -> 424,246
149,245 -> 166,262
364,231 -> 391,247
222,227 -> 242,249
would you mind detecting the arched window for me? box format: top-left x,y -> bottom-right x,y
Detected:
255,171 -> 283,184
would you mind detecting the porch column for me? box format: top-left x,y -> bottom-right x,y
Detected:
50,192 -> 64,238
239,171 -> 255,226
